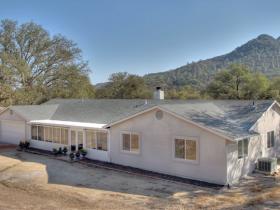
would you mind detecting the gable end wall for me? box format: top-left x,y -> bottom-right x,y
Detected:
109,108 -> 228,185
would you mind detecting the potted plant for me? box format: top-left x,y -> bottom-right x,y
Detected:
52,148 -> 58,156
24,141 -> 30,149
18,141 -> 25,150
58,147 -> 62,155
75,151 -> 80,159
19,140 -> 30,150
80,149 -> 87,159
62,147 -> 68,155
69,152 -> 75,161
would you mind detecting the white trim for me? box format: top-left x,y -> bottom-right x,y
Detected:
29,120 -> 106,130
108,106 -> 235,142
120,131 -> 141,155
172,135 -> 200,165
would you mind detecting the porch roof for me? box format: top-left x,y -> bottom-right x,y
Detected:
29,119 -> 106,129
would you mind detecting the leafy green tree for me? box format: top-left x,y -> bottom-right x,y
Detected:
95,72 -> 152,99
166,86 -> 201,99
0,19 -> 94,105
243,73 -> 270,99
267,77 -> 280,101
207,64 -> 251,99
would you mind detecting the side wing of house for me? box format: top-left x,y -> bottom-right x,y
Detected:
0,108 -> 28,144
109,108 -> 228,185
251,103 -> 280,156
227,102 -> 280,184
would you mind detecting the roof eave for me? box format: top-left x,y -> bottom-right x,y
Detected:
107,105 -> 235,142
249,100 -> 279,132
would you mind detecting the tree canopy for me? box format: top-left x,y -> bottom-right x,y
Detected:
0,19 -> 94,106
206,64 -> 273,100
95,72 -> 152,99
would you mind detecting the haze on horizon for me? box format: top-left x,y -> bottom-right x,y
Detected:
1,0 -> 280,84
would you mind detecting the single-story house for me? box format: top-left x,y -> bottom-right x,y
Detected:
0,89 -> 279,185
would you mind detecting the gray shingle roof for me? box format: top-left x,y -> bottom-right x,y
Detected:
159,100 -> 273,139
10,99 -> 275,140
10,105 -> 59,121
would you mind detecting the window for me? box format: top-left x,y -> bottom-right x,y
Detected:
31,125 -> 44,141
85,130 -> 107,151
38,126 -> 44,141
31,125 -> 68,144
31,125 -> 38,140
97,131 -> 108,151
44,127 -> 53,142
121,132 -> 140,153
174,138 -> 197,161
53,127 -> 61,143
238,138 -> 248,159
85,130 -> 96,149
61,128 -> 68,145
267,131 -> 275,148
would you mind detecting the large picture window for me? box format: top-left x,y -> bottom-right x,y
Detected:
238,138 -> 248,159
267,131 -> 275,148
31,125 -> 68,145
121,132 -> 140,153
85,130 -> 108,151
174,138 -> 197,161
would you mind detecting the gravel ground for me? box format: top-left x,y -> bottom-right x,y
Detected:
0,148 -> 279,210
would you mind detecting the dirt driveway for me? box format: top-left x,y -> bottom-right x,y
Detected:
0,148 -> 279,210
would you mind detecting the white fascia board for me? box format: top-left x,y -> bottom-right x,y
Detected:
28,119 -> 107,130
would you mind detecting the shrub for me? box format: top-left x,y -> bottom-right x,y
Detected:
62,147 -> 68,155
58,147 -> 62,155
25,141 -> 30,149
52,148 -> 58,155
80,149 -> 87,158
19,140 -> 30,150
75,151 -> 80,159
69,152 -> 75,160
18,141 -> 25,150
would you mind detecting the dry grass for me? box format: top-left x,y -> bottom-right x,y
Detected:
0,149 -> 279,210
246,186 -> 280,206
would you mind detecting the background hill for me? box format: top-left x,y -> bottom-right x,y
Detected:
143,34 -> 280,89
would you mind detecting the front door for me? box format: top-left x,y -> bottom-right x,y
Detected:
70,130 -> 84,152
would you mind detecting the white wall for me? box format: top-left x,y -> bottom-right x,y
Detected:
109,108 -> 228,185
252,104 -> 280,156
0,109 -> 27,144
226,135 -> 261,184
227,104 -> 280,184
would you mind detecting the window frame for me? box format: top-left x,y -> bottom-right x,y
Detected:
267,131 -> 275,149
238,138 -> 249,159
173,136 -> 199,164
31,124 -> 69,145
120,131 -> 141,154
85,129 -> 108,151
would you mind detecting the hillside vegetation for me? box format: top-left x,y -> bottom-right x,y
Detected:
144,34 -> 280,89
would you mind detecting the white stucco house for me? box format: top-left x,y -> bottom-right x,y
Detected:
0,90 -> 279,185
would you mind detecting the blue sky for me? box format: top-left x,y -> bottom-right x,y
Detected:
1,0 -> 280,84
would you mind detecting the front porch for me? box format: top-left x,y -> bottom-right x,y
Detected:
28,120 -> 110,162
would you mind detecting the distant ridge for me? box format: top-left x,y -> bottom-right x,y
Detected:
143,34 -> 280,89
